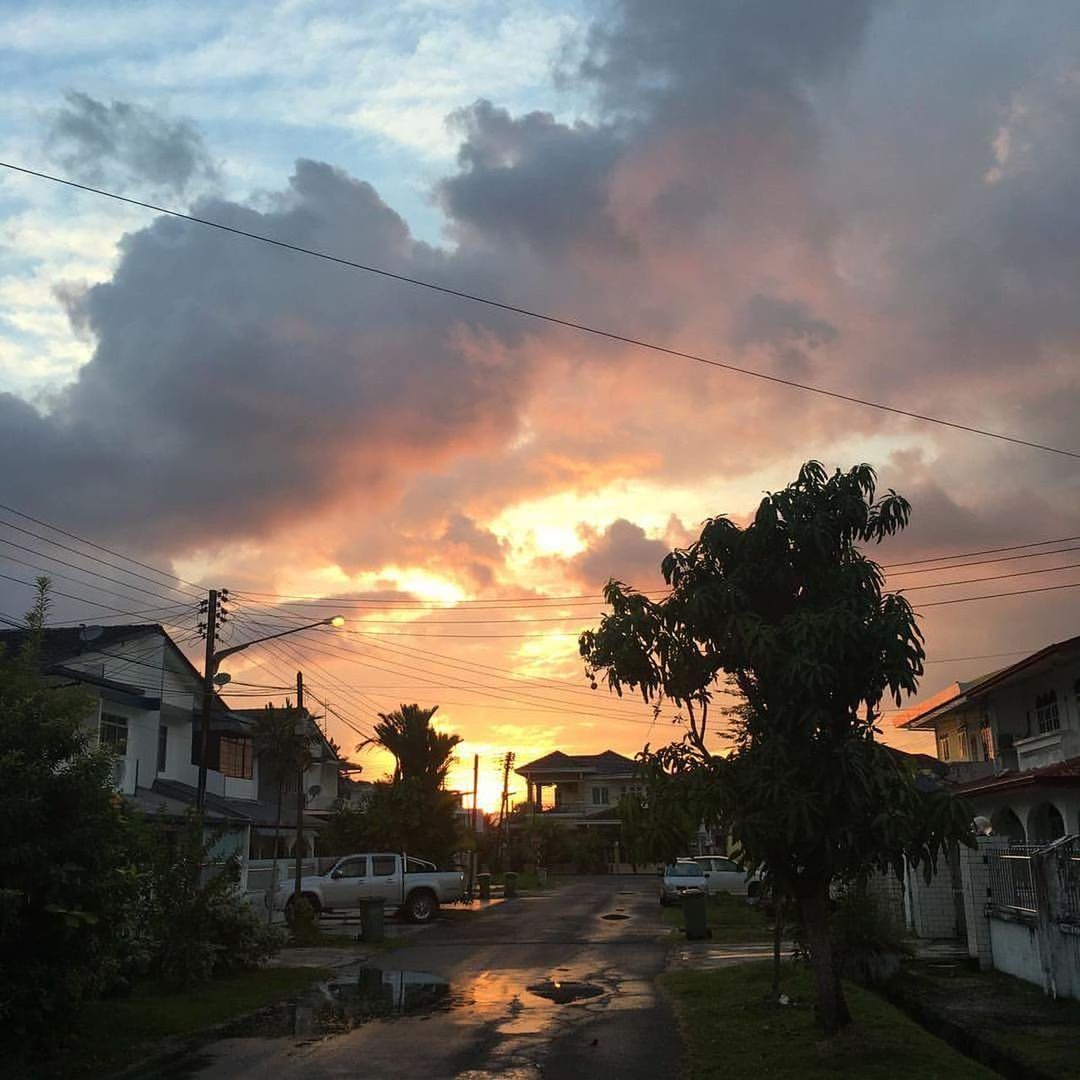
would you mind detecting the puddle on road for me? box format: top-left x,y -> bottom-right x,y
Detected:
228,968 -> 454,1039
526,979 -> 604,1005
601,913 -> 630,921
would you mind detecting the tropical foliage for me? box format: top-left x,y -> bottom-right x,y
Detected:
580,462 -> 973,1034
362,703 -> 462,790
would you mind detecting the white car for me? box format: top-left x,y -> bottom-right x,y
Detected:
273,852 -> 464,923
694,855 -> 763,900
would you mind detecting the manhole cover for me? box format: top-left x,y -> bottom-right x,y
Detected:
527,980 -> 604,1004
601,913 -> 630,921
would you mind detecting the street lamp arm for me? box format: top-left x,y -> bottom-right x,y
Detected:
212,617 -> 344,666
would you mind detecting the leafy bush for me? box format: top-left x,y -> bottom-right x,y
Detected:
140,815 -> 282,986
0,592 -> 149,1043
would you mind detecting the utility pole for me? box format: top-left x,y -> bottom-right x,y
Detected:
195,589 -> 219,811
469,752 -> 479,898
293,670 -> 306,901
498,751 -> 515,866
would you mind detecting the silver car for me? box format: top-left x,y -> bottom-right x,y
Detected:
659,859 -> 708,905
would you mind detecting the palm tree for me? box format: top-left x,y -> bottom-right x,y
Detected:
360,704 -> 461,792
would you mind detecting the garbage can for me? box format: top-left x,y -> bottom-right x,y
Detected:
682,888 -> 710,941
477,872 -> 491,901
503,872 -> 518,899
360,896 -> 386,942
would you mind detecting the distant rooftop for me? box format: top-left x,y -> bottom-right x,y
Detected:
517,749 -> 637,776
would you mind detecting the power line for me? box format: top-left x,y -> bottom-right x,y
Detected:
0,506 -> 203,598
886,543 -> 1080,578
0,536 -> 195,608
918,580 -> 1080,608
882,535 -> 1080,570
229,613 -> 669,726
0,569 -> 197,619
901,559 -> 1080,593
231,610 -> 667,717
3,160 -> 1077,460
923,649 -> 1030,664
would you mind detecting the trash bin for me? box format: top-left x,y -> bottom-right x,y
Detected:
682,888 -> 710,941
360,896 -> 386,942
477,872 -> 491,901
503,872 -> 518,899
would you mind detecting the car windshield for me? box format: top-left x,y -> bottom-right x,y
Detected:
669,863 -> 705,878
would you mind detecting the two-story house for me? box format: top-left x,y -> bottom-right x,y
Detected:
895,633 -> 1080,843
517,749 -> 639,819
0,623 -> 346,875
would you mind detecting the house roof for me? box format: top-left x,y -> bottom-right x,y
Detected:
0,623 -> 160,668
0,622 -> 234,714
517,749 -> 638,777
895,632 -> 1080,730
949,755 -> 1080,797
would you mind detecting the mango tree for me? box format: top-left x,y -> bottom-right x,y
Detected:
580,462 -> 972,1034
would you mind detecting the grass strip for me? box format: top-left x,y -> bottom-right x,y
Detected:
28,966 -> 331,1078
660,892 -> 777,943
659,961 -> 998,1078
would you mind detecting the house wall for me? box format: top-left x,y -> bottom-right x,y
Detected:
989,916 -> 1046,986
549,777 -> 638,812
905,852 -> 960,939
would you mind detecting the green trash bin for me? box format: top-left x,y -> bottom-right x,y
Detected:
503,872 -> 518,899
682,888 -> 710,941
477,872 -> 491,901
361,896 -> 386,942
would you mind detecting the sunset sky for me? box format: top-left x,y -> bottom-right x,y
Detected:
3,1 -> 1080,810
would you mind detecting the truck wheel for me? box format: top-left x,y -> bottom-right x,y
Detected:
285,893 -> 322,925
405,889 -> 437,923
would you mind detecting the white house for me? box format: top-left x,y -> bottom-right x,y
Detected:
894,632 -> 1080,842
0,623 -> 348,874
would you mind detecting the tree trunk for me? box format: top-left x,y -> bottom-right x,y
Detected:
771,891 -> 783,997
800,879 -> 851,1035
266,777 -> 284,924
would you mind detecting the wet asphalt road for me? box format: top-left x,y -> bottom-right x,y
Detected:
186,876 -> 683,1079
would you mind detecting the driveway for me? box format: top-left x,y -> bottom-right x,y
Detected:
182,876 -> 683,1079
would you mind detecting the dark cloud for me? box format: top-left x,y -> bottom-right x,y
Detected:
437,100 -> 627,256
45,91 -> 216,195
0,161 -> 535,554
9,0 -> 1080,617
569,518 -> 672,590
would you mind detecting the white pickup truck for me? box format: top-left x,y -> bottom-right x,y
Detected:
274,852 -> 465,923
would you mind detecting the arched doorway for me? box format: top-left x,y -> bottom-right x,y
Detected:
1028,802 -> 1065,844
990,806 -> 1026,844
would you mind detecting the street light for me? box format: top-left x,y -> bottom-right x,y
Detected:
195,613 -> 345,810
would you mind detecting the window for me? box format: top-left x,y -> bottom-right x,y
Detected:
99,713 -> 128,756
978,717 -> 994,761
219,735 -> 254,779
1035,691 -> 1060,735
157,725 -> 168,773
937,732 -> 951,761
669,862 -> 705,878
335,857 -> 367,878
371,855 -> 396,876
591,786 -> 610,805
